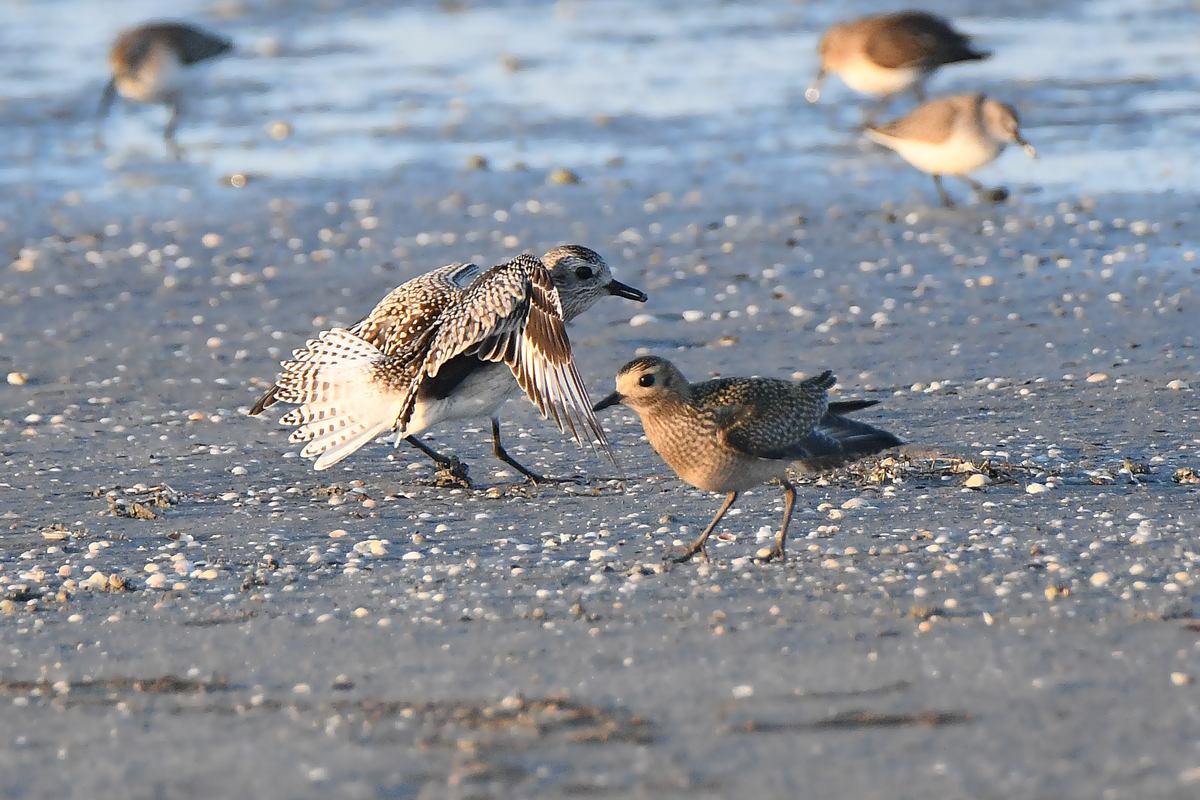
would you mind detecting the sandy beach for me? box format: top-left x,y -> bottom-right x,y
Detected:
2,1 -> 1199,797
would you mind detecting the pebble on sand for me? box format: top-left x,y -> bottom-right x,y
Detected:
548,168 -> 581,185
1026,483 -> 1050,494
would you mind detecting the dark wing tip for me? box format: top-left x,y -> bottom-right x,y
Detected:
248,386 -> 278,416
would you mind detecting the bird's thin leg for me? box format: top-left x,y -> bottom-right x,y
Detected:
763,479 -> 797,563
913,82 -> 927,103
961,175 -> 1009,204
669,492 -> 738,564
933,175 -> 955,208
95,78 -> 117,151
406,435 -> 471,487
491,417 -> 583,485
491,417 -> 546,483
164,96 -> 182,160
406,435 -> 454,466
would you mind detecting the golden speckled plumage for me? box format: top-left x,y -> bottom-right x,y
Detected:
595,357 -> 901,563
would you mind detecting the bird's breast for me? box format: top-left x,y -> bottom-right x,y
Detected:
409,359 -> 517,432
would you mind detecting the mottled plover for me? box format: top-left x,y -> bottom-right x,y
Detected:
806,11 -> 989,122
594,357 -> 901,563
251,246 -> 647,483
97,21 -> 233,155
866,93 -> 1037,207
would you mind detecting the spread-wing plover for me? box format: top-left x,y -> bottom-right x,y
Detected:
252,246 -> 647,484
595,357 -> 901,563
97,21 -> 232,155
866,93 -> 1037,207
806,11 -> 989,123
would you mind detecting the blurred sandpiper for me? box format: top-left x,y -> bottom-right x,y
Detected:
594,357 -> 902,563
97,21 -> 233,156
806,11 -> 989,123
866,93 -> 1038,207
251,246 -> 647,485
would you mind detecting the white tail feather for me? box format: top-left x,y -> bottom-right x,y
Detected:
274,329 -> 408,470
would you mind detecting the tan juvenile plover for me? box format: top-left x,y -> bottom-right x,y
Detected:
866,93 -> 1037,207
806,11 -> 989,122
251,246 -> 647,483
97,21 -> 233,155
594,357 -> 901,563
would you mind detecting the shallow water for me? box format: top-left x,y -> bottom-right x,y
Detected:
5,0 -> 1200,203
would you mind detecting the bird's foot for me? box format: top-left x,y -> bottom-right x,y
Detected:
433,457 -> 472,489
981,186 -> 1010,203
757,544 -> 787,563
528,473 -> 587,487
663,544 -> 708,564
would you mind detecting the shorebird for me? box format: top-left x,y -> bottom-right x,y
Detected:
251,246 -> 647,484
806,11 -> 989,123
97,21 -> 233,156
594,357 -> 901,563
866,93 -> 1037,207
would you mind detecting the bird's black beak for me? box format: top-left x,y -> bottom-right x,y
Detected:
593,391 -> 624,412
606,279 -> 647,303
805,68 -> 827,104
1016,134 -> 1038,160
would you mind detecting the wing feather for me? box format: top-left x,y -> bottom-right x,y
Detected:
409,254 -> 616,467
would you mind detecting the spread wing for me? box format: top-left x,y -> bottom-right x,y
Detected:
249,262 -> 478,416
413,254 -> 616,466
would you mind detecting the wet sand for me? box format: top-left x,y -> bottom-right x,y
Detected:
3,0 -> 1200,798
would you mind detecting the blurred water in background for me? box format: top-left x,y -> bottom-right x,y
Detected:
2,0 -> 1199,206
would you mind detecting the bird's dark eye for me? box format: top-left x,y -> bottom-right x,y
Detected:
574,266 -> 593,280
638,373 -> 655,388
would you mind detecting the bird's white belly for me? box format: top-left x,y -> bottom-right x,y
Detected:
837,55 -> 921,97
874,127 -> 1003,175
404,363 -> 518,435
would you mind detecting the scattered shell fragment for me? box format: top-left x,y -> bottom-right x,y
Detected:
1089,571 -> 1110,587
1086,373 -> 1109,383
1174,468 -> 1199,485
1026,483 -> 1049,494
548,168 -> 580,185
964,474 -> 988,488
464,154 -> 489,171
7,372 -> 27,385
